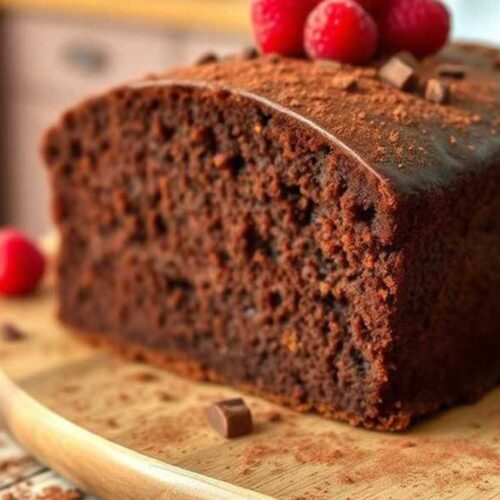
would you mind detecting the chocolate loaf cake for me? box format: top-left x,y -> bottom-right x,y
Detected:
42,44 -> 500,431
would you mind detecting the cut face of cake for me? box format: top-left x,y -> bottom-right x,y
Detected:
42,44 -> 500,431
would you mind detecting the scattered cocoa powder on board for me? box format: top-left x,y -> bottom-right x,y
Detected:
126,371 -> 158,382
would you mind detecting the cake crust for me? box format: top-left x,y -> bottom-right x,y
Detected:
137,43 -> 500,193
69,323 -> 412,431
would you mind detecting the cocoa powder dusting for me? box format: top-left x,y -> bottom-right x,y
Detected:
265,411 -> 283,423
236,426 -> 500,495
155,390 -> 173,402
157,43 -> 499,184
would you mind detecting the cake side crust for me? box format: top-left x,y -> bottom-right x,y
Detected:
150,44 -> 500,194
66,320 -> 413,432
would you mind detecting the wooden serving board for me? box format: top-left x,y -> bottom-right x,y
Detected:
1,273 -> 499,499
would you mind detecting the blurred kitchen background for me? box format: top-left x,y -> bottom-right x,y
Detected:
0,0 -> 498,236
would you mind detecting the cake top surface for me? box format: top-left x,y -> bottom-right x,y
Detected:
134,43 -> 500,194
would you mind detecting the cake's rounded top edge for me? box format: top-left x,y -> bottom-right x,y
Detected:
129,78 -> 386,187
132,43 -> 500,194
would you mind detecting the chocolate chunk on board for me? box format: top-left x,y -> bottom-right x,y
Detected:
1,323 -> 26,342
425,78 -> 450,104
379,56 -> 417,91
206,398 -> 253,438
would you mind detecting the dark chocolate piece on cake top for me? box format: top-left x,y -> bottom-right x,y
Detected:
379,54 -> 418,91
241,47 -> 259,60
436,63 -> 467,79
195,52 -> 219,66
317,59 -> 342,70
394,51 -> 419,69
425,78 -> 450,104
334,75 -> 359,92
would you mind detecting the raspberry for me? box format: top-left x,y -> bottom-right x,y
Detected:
305,0 -> 378,65
378,0 -> 450,58
251,0 -> 322,56
354,0 -> 389,13
0,228 -> 45,296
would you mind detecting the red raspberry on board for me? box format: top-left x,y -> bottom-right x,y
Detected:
378,0 -> 450,58
0,228 -> 45,296
305,0 -> 378,65
251,0 -> 322,56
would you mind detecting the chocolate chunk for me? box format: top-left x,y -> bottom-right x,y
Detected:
1,323 -> 26,342
379,56 -> 417,91
394,51 -> 419,69
241,47 -> 259,60
425,79 -> 450,104
437,63 -> 467,79
317,59 -> 342,70
206,398 -> 253,438
493,56 -> 500,70
267,53 -> 282,64
334,76 -> 359,92
195,52 -> 219,66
